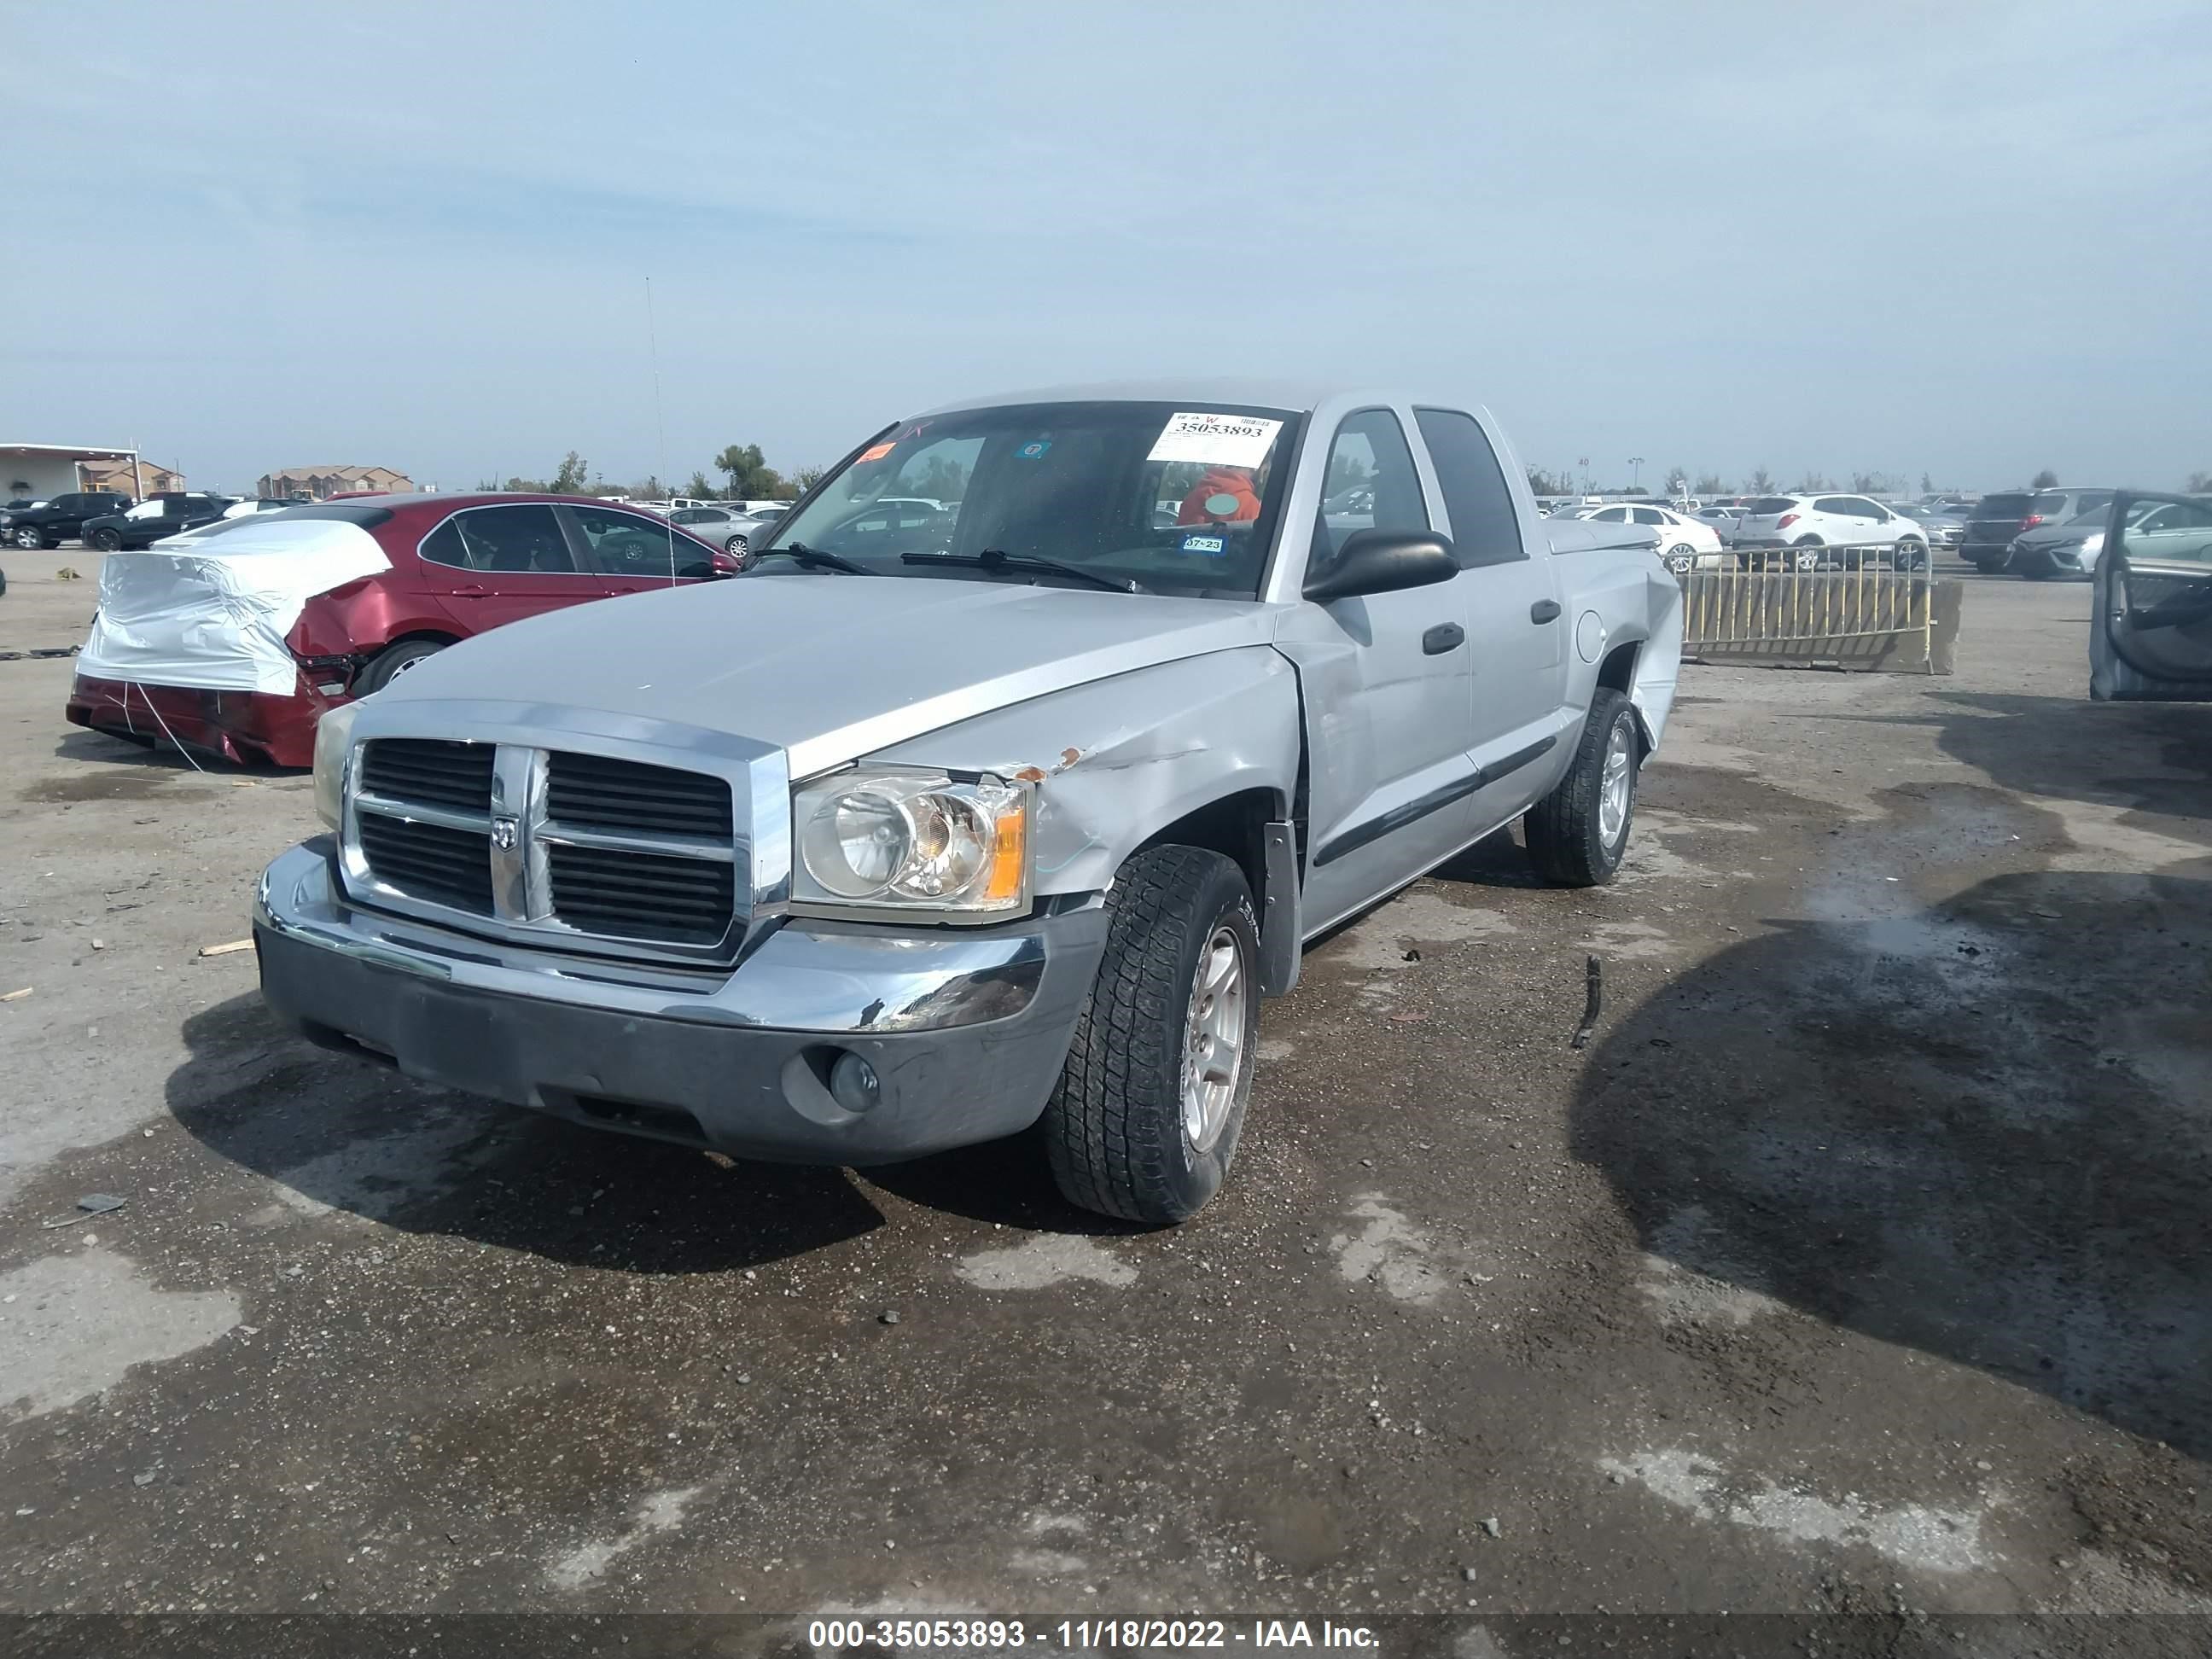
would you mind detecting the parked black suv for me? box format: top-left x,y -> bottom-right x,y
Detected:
1961,488 -> 2114,573
0,491 -> 131,549
79,492 -> 236,550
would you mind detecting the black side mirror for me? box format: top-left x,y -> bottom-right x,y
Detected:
1303,527 -> 1458,603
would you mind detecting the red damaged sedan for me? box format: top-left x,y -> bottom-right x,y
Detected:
67,493 -> 731,766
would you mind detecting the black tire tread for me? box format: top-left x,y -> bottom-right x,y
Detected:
1525,688 -> 1637,888
1043,846 -> 1248,1225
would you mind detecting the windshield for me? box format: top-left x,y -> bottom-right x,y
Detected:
761,401 -> 1301,597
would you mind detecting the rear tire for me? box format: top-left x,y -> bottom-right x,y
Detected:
357,638 -> 447,693
1790,538 -> 1825,572
89,527 -> 121,552
1526,689 -> 1641,888
1663,544 -> 1696,574
1041,846 -> 1260,1225
1894,538 -> 1927,571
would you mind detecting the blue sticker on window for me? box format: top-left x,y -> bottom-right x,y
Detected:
1179,533 -> 1227,556
1016,439 -> 1051,460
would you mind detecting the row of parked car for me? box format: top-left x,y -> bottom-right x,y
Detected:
0,488 -> 295,550
1662,489 -> 2211,579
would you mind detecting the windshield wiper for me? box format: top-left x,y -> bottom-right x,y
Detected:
901,549 -> 1151,595
753,542 -> 876,575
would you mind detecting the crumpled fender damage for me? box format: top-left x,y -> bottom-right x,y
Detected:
870,648 -> 1303,898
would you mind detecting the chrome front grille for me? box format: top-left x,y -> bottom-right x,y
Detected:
358,738 -> 495,813
351,738 -> 742,952
547,751 -> 733,839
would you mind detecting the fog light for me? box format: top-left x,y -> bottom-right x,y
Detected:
829,1051 -> 882,1114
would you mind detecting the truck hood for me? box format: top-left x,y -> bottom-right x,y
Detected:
379,572 -> 1284,777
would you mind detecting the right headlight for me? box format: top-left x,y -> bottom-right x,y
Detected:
311,701 -> 364,830
791,768 -> 1031,921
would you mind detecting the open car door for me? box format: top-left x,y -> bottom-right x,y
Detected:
2090,491 -> 2212,701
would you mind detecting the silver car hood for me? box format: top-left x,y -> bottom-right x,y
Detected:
377,572 -> 1282,777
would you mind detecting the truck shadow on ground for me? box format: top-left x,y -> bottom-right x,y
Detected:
1569,868 -> 2212,1462
166,994 -> 1122,1272
1833,691 -> 2212,840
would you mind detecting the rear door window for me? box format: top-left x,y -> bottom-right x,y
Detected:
1412,407 -> 1525,568
1631,506 -> 1667,526
419,504 -> 574,573
569,504 -> 712,579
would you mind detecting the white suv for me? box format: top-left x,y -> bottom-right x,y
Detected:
1730,494 -> 1930,570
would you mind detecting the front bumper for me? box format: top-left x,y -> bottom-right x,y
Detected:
67,672 -> 329,767
253,841 -> 1109,1164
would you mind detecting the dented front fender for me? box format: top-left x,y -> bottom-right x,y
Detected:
869,648 -> 1303,897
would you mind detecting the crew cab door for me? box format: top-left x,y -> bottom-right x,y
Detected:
2090,492 -> 2212,701
1286,408 -> 1481,934
415,503 -> 608,631
1412,407 -> 1572,825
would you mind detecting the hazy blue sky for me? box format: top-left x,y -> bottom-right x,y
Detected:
9,1 -> 2208,495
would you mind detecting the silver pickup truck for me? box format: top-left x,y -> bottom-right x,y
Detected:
255,382 -> 1682,1222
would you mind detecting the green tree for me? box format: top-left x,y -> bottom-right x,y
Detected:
549,451 -> 590,495
1748,466 -> 1774,494
793,464 -> 826,493
504,474 -> 546,492
1793,470 -> 1832,492
2031,468 -> 2059,489
2187,470 -> 2211,492
1527,466 -> 1570,497
714,442 -> 786,500
1920,472 -> 1933,494
1693,473 -> 1726,495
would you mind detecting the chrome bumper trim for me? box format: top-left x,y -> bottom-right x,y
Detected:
257,841 -> 1068,1034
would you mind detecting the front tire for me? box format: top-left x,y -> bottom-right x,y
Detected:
1894,538 -> 1927,571
1525,689 -> 1641,888
1042,846 -> 1260,1225
11,527 -> 40,550
1791,538 -> 1825,572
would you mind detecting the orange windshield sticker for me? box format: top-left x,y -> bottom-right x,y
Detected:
857,441 -> 896,463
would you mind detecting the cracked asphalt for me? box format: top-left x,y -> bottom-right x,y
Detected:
2,548 -> 2207,1646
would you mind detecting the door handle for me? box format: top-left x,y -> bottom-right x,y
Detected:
1529,599 -> 1562,624
1421,622 -> 1465,655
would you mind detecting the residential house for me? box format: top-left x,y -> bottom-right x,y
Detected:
258,464 -> 414,500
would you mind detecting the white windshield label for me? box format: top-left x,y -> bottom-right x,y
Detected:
1147,411 -> 1284,468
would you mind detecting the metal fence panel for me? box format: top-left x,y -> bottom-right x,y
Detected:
1676,546 -> 1956,673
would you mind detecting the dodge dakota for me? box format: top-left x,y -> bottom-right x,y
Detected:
255,381 -> 1683,1222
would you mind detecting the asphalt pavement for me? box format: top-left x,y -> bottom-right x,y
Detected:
1,551 -> 2207,1644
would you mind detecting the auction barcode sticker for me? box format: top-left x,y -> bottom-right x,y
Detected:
1146,412 -> 1284,468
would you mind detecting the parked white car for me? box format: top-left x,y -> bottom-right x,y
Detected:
1564,503 -> 1726,572
1729,493 -> 1931,570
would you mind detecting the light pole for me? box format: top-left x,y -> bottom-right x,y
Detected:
1628,456 -> 1644,492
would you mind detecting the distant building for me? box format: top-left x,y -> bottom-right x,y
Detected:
79,457 -> 183,497
258,464 -> 413,500
2,443 -> 150,502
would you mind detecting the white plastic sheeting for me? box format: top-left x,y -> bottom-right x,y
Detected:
77,517 -> 392,695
